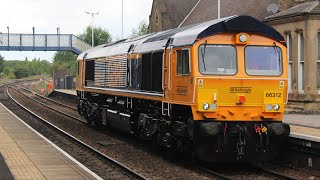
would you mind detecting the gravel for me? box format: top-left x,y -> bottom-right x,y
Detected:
3,83 -> 318,180
4,86 -> 214,179
2,87 -> 136,180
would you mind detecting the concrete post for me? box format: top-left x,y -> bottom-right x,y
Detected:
291,32 -> 299,95
304,19 -> 318,99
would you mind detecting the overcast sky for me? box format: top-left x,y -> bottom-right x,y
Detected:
0,0 -> 153,61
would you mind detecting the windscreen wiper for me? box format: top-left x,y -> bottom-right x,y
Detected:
201,40 -> 207,71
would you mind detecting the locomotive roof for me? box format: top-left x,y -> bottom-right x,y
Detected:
78,15 -> 285,60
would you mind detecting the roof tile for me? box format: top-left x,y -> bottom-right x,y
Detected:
181,0 -> 278,27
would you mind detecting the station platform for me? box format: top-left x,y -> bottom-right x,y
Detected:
284,114 -> 320,142
0,103 -> 101,180
53,89 -> 77,96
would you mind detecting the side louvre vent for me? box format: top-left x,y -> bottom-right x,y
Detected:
94,55 -> 127,88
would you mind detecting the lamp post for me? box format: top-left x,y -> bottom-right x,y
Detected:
57,27 -> 60,49
121,0 -> 123,39
218,0 -> 220,19
85,11 -> 99,47
7,26 -> 9,50
32,27 -> 35,50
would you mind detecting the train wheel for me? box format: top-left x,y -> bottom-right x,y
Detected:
152,132 -> 161,153
92,109 -> 104,129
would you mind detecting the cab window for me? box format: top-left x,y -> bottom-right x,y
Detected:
198,45 -> 237,75
245,46 -> 282,76
177,49 -> 190,75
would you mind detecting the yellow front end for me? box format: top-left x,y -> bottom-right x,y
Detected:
192,33 -> 288,121
195,78 -> 286,121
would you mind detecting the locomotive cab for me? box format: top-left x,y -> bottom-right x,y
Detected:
191,33 -> 290,162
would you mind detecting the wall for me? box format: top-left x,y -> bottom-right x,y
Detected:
268,15 -> 320,102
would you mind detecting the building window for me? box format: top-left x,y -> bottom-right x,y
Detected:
318,33 -> 320,93
287,34 -> 293,92
177,49 -> 190,75
298,32 -> 304,93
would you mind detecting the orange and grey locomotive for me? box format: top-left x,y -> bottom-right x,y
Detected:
76,15 -> 290,162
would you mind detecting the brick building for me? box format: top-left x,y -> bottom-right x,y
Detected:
148,0 -> 198,32
265,0 -> 320,102
149,0 -> 320,104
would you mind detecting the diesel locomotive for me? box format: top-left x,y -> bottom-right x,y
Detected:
76,15 -> 290,162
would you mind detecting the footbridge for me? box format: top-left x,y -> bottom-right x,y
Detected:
0,33 -> 91,54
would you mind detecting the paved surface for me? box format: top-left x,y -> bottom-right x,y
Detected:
54,89 -> 77,96
284,114 -> 320,128
284,114 -> 320,142
0,153 -> 14,179
0,103 -> 100,180
289,125 -> 320,142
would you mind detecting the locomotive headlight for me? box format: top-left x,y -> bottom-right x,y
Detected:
266,104 -> 273,111
210,103 -> 217,111
239,34 -> 247,42
203,103 -> 209,110
273,104 -> 280,111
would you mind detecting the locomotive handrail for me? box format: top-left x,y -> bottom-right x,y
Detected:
168,51 -> 172,91
162,52 -> 165,91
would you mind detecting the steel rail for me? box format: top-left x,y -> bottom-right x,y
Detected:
20,83 -> 76,110
10,86 -> 86,124
6,86 -> 147,180
253,165 -> 298,180
199,167 -> 233,180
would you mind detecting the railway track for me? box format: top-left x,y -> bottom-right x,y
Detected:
4,82 -> 215,179
6,85 -> 147,180
200,165 -> 298,180
20,82 -> 77,110
14,85 -> 86,123
4,81 -> 319,180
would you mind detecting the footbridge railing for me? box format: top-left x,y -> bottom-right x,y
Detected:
0,33 -> 91,55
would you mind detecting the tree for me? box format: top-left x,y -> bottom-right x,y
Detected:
14,66 -> 29,79
53,51 -> 77,63
79,26 -> 112,46
52,51 -> 77,76
2,66 -> 15,79
0,54 -> 4,73
131,20 -> 149,37
1,59 -> 51,79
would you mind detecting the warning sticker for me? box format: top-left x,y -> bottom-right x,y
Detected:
198,79 -> 204,88
279,81 -> 284,89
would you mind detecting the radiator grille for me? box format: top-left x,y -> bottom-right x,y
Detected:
94,56 -> 127,88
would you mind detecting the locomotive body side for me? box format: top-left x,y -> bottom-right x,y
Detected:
76,15 -> 290,162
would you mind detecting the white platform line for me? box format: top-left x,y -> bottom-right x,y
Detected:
290,132 -> 320,143
0,102 -> 103,180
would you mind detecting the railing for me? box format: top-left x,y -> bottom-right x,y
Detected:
0,33 -> 91,54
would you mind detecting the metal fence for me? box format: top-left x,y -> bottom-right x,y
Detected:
0,33 -> 91,54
